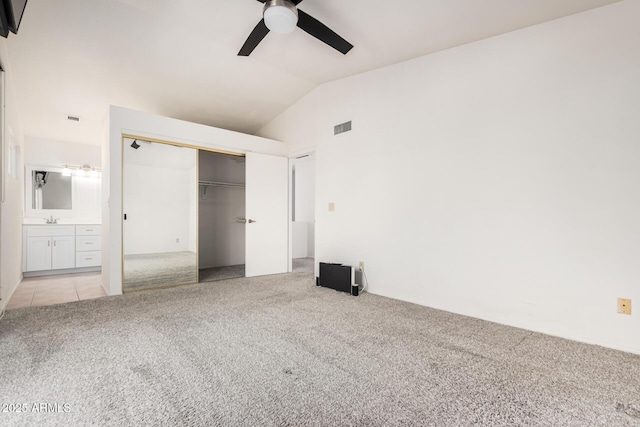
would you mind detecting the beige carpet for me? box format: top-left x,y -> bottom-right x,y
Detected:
199,264 -> 245,282
1,271 -> 639,426
123,251 -> 197,292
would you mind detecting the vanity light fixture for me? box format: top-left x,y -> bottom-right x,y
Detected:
61,164 -> 102,177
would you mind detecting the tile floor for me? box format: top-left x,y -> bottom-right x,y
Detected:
6,272 -> 106,310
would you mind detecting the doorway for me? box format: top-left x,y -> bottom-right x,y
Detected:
198,150 -> 246,282
291,154 -> 315,274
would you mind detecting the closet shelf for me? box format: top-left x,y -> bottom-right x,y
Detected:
199,180 -> 245,188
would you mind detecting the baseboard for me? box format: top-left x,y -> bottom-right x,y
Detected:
369,289 -> 640,356
23,267 -> 101,278
1,276 -> 23,313
100,279 -> 114,296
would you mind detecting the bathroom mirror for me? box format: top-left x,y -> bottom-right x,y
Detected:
25,164 -> 102,221
31,170 -> 72,210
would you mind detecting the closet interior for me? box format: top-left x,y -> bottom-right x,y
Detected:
198,150 -> 246,282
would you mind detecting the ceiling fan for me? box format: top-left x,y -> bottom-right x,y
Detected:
238,0 -> 353,56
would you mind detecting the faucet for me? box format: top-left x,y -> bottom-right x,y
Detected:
45,215 -> 58,224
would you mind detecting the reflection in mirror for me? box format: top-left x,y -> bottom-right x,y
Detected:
122,138 -> 198,292
32,170 -> 72,210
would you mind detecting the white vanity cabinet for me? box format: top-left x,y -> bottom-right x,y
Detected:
75,225 -> 102,268
23,224 -> 101,275
24,226 -> 76,272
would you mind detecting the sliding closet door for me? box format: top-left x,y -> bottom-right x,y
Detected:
122,138 -> 198,292
245,152 -> 288,277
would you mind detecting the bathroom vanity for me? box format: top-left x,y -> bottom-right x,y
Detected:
22,224 -> 102,277
22,163 -> 103,277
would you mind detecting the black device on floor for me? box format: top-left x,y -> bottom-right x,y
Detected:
317,262 -> 358,296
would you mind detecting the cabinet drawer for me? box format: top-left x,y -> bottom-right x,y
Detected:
26,225 -> 75,237
76,251 -> 101,268
76,236 -> 101,251
76,225 -> 101,236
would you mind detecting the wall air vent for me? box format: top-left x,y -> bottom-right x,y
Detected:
67,115 -> 80,122
334,121 -> 352,135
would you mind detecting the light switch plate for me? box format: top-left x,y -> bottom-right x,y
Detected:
328,202 -> 335,212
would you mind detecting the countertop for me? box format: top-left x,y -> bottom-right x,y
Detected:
23,218 -> 102,225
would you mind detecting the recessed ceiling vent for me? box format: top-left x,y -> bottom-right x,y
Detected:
67,115 -> 80,122
334,121 -> 352,136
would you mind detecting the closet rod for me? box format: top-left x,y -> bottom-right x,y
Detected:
198,180 -> 245,188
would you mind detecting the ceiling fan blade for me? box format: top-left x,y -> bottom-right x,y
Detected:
296,9 -> 353,55
238,19 -> 270,56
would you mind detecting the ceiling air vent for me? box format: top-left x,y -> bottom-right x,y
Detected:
67,115 -> 80,122
334,121 -> 352,136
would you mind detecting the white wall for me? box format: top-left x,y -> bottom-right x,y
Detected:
104,106 -> 287,295
258,1 -> 640,355
199,151 -> 246,269
0,40 -> 25,311
24,137 -> 100,167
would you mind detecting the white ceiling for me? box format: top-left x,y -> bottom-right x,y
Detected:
6,0 -> 620,146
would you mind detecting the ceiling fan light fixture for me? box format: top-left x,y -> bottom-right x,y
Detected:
263,0 -> 298,34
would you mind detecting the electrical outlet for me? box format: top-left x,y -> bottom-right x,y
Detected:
618,298 -> 631,315
359,261 -> 365,271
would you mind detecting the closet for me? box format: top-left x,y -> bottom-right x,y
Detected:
198,151 -> 246,282
121,135 -> 289,293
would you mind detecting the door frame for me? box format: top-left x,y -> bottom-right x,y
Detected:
289,150 -> 316,274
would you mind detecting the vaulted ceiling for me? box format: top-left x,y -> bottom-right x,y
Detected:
6,0 -> 620,145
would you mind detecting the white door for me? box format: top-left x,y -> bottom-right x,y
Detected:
26,236 -> 52,272
245,152 -> 289,277
52,235 -> 76,270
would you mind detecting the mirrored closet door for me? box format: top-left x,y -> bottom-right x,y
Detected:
122,138 -> 198,292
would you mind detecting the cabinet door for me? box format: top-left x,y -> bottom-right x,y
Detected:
52,235 -> 76,270
26,237 -> 52,272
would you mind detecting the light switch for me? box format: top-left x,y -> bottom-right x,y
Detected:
328,202 -> 335,212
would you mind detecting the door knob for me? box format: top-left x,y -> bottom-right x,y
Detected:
248,219 -> 257,223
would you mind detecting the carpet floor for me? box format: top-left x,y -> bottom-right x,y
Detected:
199,258 -> 314,284
123,251 -> 197,292
292,257 -> 314,274
1,271 -> 639,426
199,265 -> 245,283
